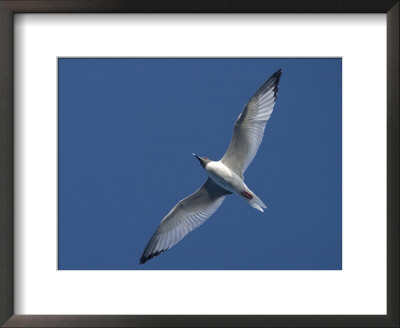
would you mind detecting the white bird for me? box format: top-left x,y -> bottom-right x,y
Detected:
140,69 -> 282,264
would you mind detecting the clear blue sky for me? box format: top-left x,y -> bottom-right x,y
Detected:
58,58 -> 342,270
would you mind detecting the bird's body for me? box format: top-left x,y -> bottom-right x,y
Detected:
140,69 -> 282,264
205,160 -> 266,212
205,160 -> 243,195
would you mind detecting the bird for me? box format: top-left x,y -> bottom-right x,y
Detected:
140,69 -> 282,264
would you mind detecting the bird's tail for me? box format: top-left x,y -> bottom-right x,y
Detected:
240,188 -> 267,212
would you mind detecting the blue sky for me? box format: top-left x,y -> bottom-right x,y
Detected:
58,58 -> 342,270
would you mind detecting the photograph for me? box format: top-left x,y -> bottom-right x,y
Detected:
58,58 -> 342,270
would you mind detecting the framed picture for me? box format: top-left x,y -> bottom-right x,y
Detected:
0,1 -> 398,327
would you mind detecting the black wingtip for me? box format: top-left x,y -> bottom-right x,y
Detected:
252,68 -> 282,101
271,69 -> 282,98
139,249 -> 167,265
264,69 -> 282,87
273,68 -> 282,82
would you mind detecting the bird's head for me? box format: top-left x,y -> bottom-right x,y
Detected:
192,153 -> 211,168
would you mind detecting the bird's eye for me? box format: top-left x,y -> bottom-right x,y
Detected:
203,157 -> 208,160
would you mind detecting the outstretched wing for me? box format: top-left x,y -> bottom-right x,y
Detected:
140,178 -> 231,264
221,69 -> 282,177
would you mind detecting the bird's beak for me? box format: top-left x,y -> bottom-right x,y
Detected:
192,153 -> 202,162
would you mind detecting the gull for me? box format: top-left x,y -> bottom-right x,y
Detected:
140,69 -> 282,264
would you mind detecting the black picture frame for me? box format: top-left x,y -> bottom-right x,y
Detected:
0,1 -> 398,327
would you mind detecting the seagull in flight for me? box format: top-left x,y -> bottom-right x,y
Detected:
140,69 -> 282,264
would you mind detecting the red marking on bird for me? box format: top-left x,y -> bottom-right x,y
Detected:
241,190 -> 253,199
